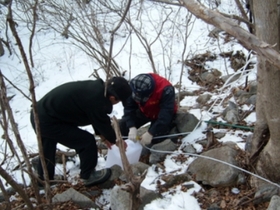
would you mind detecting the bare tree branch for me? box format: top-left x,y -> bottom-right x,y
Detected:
7,1 -> 49,205
38,1 -> 123,78
107,0 -> 132,79
220,12 -> 253,30
234,0 -> 250,29
149,0 -> 181,7
28,0 -> 38,68
2,74 -> 31,101
0,165 -> 33,209
180,0 -> 280,70
0,179 -> 12,209
125,8 -> 174,74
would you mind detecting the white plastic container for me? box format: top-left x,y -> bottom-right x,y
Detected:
105,139 -> 142,169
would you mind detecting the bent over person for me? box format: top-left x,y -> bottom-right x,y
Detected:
119,73 -> 178,146
30,77 -> 131,187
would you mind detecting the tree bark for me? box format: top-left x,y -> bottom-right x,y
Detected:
178,0 -> 280,189
249,0 -> 280,188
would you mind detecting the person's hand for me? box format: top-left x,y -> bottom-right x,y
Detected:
99,135 -> 113,149
103,140 -> 113,149
140,132 -> 153,145
128,127 -> 138,141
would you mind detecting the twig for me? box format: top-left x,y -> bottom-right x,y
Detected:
2,74 -> 31,100
106,0 -> 132,80
0,165 -> 34,210
236,191 -> 261,207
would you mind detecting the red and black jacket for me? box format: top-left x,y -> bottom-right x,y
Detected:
124,73 -> 177,136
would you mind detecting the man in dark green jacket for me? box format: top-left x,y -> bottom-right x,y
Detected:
30,77 -> 131,187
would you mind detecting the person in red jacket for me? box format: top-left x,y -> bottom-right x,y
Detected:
30,77 -> 131,187
119,73 -> 177,146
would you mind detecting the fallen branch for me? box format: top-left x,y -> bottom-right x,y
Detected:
111,116 -> 147,210
12,150 -> 76,171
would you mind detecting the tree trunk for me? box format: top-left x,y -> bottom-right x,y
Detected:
250,0 -> 280,188
179,0 -> 280,189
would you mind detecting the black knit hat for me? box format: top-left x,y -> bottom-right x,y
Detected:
108,77 -> 132,106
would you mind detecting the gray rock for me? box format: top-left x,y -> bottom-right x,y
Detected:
224,109 -> 240,124
232,87 -> 246,97
205,73 -> 217,83
196,93 -> 212,105
214,132 -> 226,139
131,162 -> 150,174
253,185 -> 279,205
196,139 -> 208,147
222,101 -> 240,124
138,107 -> 199,145
175,91 -> 196,102
201,72 -> 210,81
248,81 -> 257,95
110,185 -> 131,210
149,139 -> 177,164
187,145 -> 245,187
81,189 -> 100,197
110,185 -> 161,210
237,92 -> 253,104
119,162 -> 150,182
245,94 -> 256,106
52,188 -> 100,209
222,101 -> 236,111
267,195 -> 280,210
181,144 -> 196,154
109,164 -> 123,179
99,164 -> 123,189
174,109 -> 200,135
139,186 -> 162,209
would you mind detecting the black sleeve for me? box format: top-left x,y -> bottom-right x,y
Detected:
89,103 -> 116,144
91,118 -> 116,144
122,96 -> 139,129
148,86 -> 175,136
